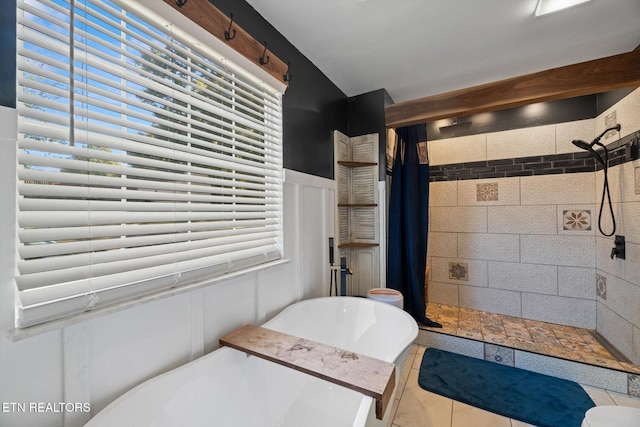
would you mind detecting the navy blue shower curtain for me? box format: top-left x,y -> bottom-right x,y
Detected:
387,124 -> 440,327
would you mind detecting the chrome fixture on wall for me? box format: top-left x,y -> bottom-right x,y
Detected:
571,124 -> 621,237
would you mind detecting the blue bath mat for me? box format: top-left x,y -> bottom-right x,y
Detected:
418,348 -> 595,427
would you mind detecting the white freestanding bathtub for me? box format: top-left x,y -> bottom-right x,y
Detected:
85,297 -> 418,427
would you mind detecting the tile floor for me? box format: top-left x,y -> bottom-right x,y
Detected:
390,344 -> 640,427
422,303 -> 640,375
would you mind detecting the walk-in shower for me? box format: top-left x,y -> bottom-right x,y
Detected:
572,124 -> 621,237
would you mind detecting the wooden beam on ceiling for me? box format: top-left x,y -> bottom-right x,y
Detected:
385,49 -> 640,128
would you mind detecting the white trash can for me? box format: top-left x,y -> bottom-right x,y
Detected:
582,406 -> 640,427
366,288 -> 403,309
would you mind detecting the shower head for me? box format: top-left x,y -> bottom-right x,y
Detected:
572,124 -> 622,150
571,124 -> 621,166
572,138 -> 604,165
571,139 -> 593,151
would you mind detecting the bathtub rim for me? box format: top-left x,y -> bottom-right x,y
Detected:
264,296 -> 419,360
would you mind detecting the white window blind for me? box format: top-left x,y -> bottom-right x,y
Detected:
16,0 -> 283,328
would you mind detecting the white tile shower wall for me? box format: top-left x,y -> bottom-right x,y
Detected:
428,88 -> 640,359
521,173 -> 596,205
429,133 -> 487,166
427,115 -> 604,329
522,293 -> 595,328
487,261 -> 558,295
486,124 -> 556,160
431,257 -> 488,287
426,232 -> 458,258
429,180 -> 458,206
592,88 -> 640,364
556,119 -> 595,154
521,235 -> 595,267
429,178 -> 599,327
558,266 -> 596,299
428,280 -> 460,307
597,302 -> 634,363
431,206 -> 488,233
598,273 -> 640,334
459,286 -> 522,317
458,233 -> 520,262
488,205 -> 557,234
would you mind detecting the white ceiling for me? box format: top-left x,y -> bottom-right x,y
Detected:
245,0 -> 640,103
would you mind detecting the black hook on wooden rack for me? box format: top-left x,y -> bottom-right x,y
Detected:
283,61 -> 292,82
224,13 -> 236,41
259,42 -> 270,66
176,0 -> 187,7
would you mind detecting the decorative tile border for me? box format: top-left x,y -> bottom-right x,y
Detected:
476,183 -> 498,201
484,343 -> 515,366
596,273 -> 607,300
448,262 -> 468,281
563,209 -> 591,231
429,133 -> 636,182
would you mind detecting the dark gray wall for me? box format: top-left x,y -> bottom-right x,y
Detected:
0,0 -> 16,108
596,87 -> 635,116
348,89 -> 392,179
426,95 -> 597,141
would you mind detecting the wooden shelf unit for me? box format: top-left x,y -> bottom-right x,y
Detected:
334,131 -> 381,296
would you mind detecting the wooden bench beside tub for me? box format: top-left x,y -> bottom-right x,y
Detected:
220,324 -> 396,420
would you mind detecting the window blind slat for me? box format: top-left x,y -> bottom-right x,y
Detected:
19,210 -> 279,228
20,231 -> 279,274
19,218 -> 278,243
20,225 -> 279,260
18,148 -> 280,188
19,187 -> 278,208
18,129 -> 280,180
19,167 -> 279,195
17,237 -> 278,291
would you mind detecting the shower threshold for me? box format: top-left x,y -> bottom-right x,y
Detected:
420,303 -> 640,375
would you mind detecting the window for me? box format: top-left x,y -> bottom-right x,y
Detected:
16,0 -> 283,328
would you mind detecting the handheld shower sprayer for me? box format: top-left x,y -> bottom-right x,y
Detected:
571,124 -> 621,237
571,124 -> 621,165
